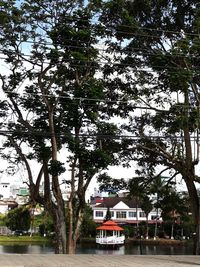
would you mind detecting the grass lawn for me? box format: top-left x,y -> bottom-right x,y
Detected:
0,235 -> 51,243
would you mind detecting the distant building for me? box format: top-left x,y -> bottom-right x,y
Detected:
92,197 -> 162,225
15,186 -> 29,205
39,180 -> 70,201
0,182 -> 11,199
0,200 -> 18,214
93,187 -> 109,198
10,184 -> 30,205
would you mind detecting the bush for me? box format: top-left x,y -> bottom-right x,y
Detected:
0,214 -> 6,226
122,225 -> 136,238
5,206 -> 31,232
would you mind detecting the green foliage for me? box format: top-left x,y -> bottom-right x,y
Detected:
48,160 -> 66,176
80,205 -> 96,238
138,221 -> 147,237
104,207 -> 112,222
97,172 -> 127,192
33,212 -> 54,236
158,191 -> 190,222
5,207 -> 31,231
128,177 -> 146,199
122,225 -> 136,238
141,196 -> 152,218
39,220 -> 54,237
0,214 -> 6,226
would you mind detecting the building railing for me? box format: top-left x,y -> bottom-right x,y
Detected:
96,235 -> 125,245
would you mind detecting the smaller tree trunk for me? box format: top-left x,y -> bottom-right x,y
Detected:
145,216 -> 149,239
67,198 -> 75,254
52,206 -> 67,254
67,203 -> 84,254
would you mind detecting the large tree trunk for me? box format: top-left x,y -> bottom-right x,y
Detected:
182,90 -> 200,254
184,175 -> 200,254
53,207 -> 67,254
43,159 -> 67,254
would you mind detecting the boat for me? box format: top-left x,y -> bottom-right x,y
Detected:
96,220 -> 125,246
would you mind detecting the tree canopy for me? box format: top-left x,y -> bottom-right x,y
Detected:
5,206 -> 31,232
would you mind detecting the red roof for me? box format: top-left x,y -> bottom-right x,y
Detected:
96,199 -> 104,203
96,225 -> 124,231
103,220 -> 118,226
96,220 -> 124,231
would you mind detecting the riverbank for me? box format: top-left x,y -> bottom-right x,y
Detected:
0,235 -> 51,243
0,235 -> 188,247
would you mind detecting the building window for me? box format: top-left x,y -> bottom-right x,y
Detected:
139,212 -> 146,218
128,212 -> 137,218
116,211 -> 126,218
95,211 -> 103,217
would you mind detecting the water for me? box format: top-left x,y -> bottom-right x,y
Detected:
0,243 -> 54,254
76,242 -> 193,255
0,242 -> 193,255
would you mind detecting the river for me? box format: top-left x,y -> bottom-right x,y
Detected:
0,242 -> 193,255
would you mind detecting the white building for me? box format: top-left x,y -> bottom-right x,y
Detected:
0,182 -> 11,199
0,200 -> 18,214
93,197 -> 162,224
93,187 -> 109,198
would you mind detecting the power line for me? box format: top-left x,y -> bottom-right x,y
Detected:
2,15 -> 200,58
6,38 -> 200,60
1,51 -> 199,75
0,129 -> 198,141
0,91 -> 164,110
3,89 -> 197,112
10,24 -> 200,54
28,12 -> 200,38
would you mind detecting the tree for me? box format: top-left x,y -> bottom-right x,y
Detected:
104,207 -> 112,222
158,190 -> 190,239
140,195 -> 152,239
128,177 -> 153,239
98,173 -> 127,193
100,0 -> 200,254
80,205 -> 96,238
128,177 -> 145,231
149,176 -> 176,239
5,206 -> 31,232
0,0 -> 121,254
